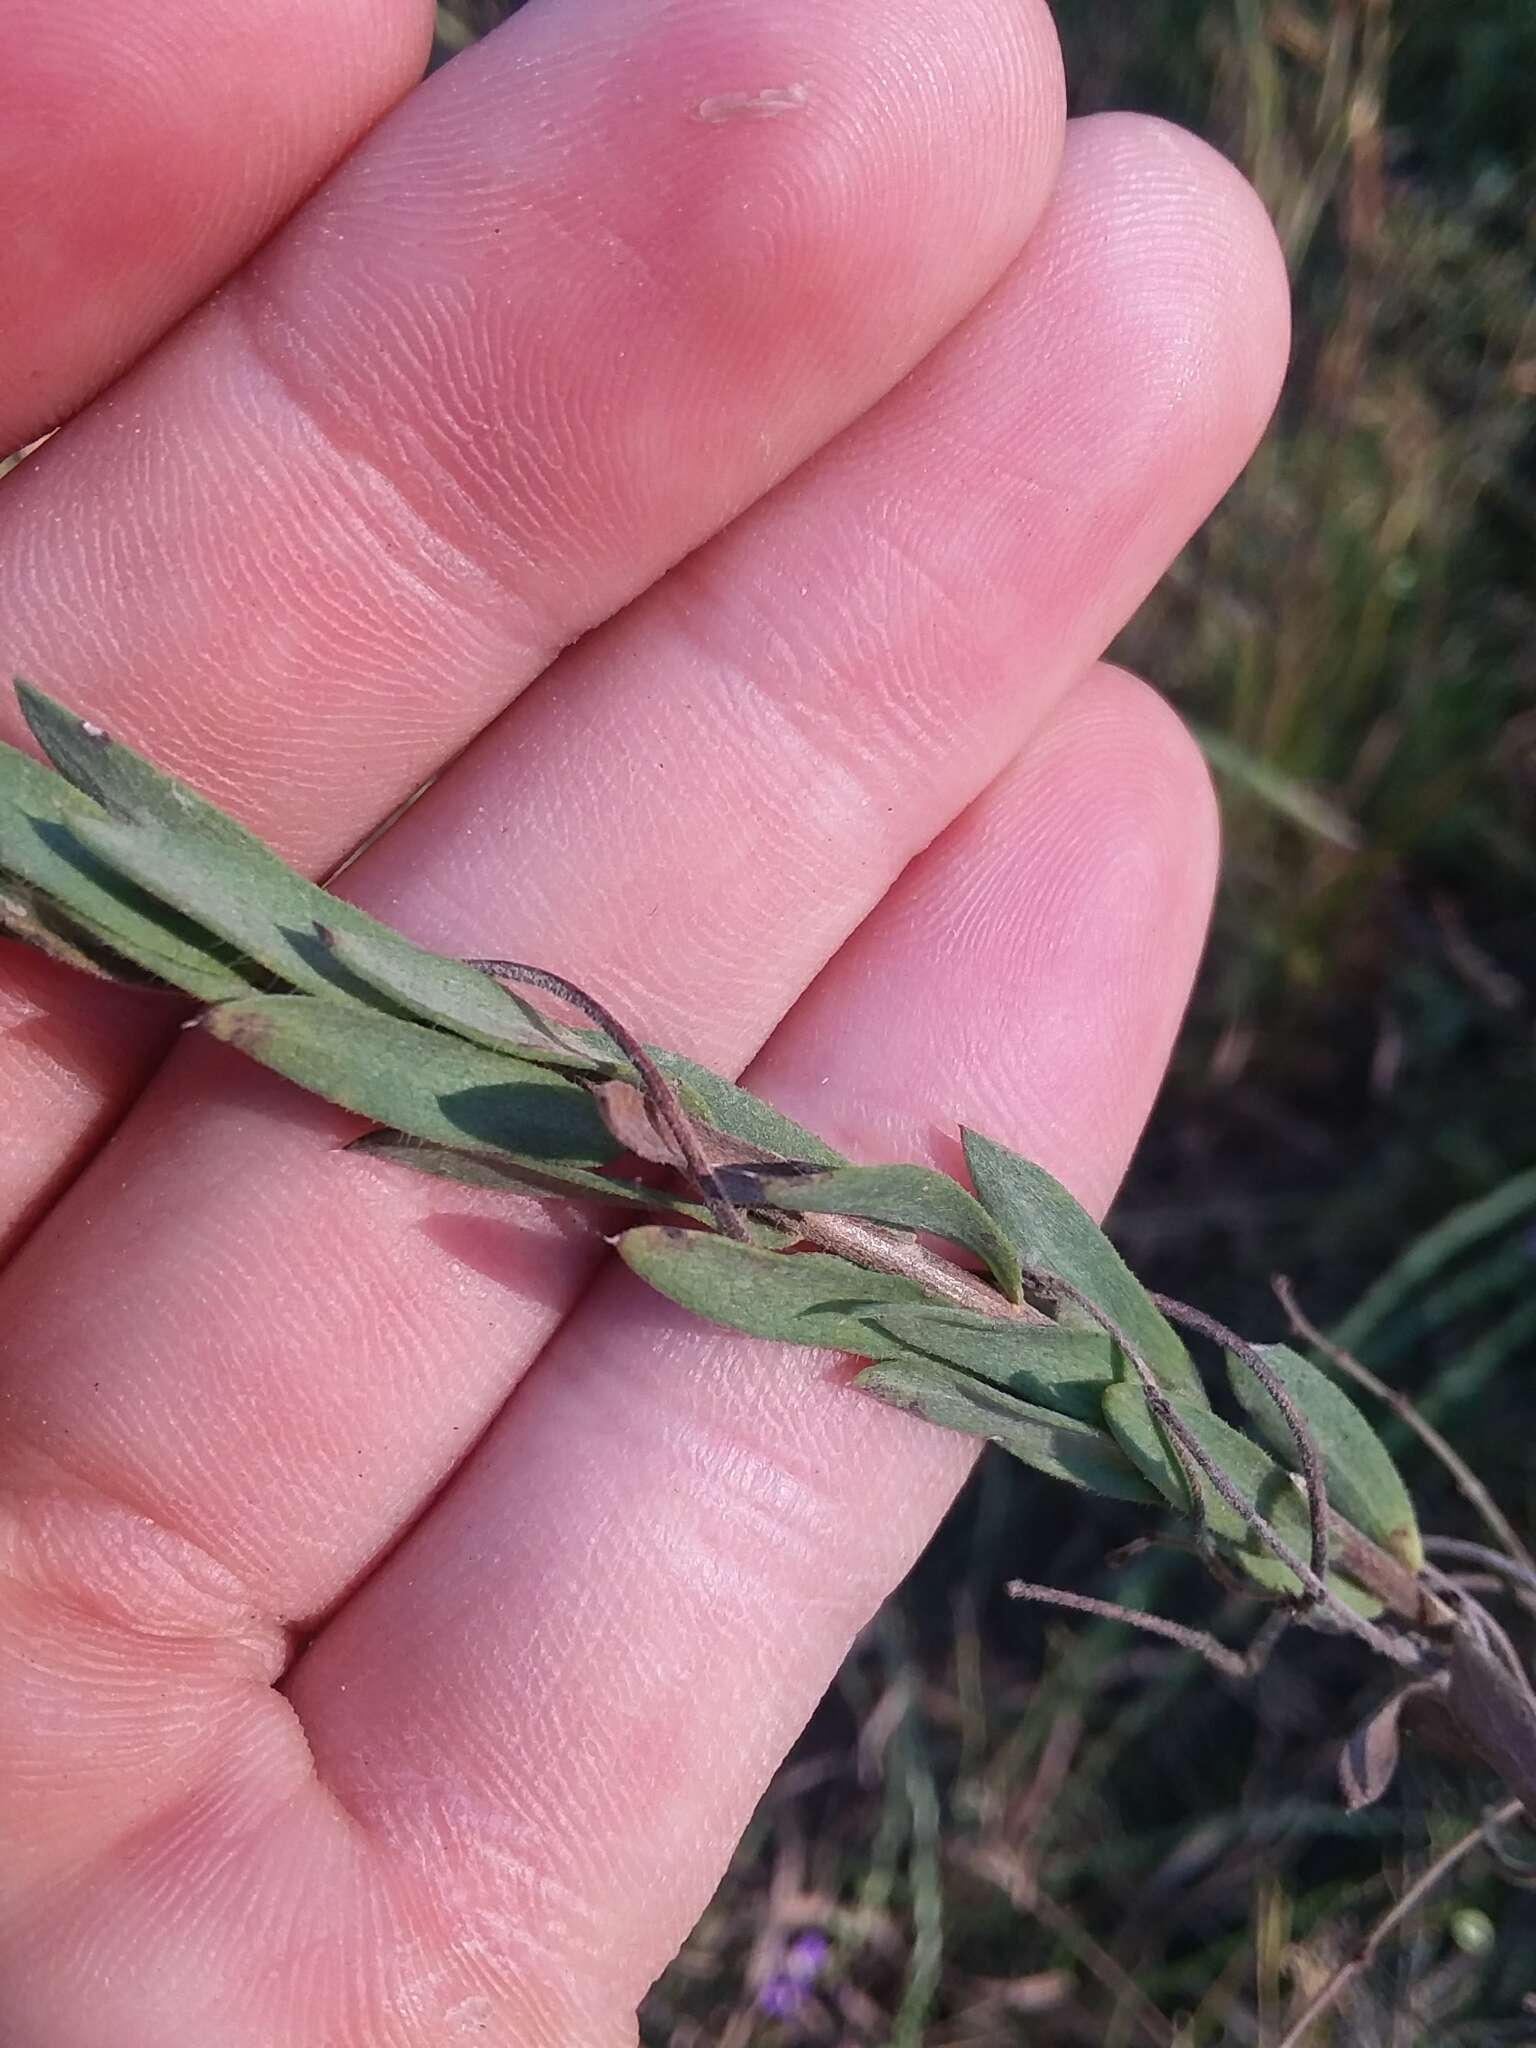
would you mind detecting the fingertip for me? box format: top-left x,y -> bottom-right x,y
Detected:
1056,110 -> 1292,484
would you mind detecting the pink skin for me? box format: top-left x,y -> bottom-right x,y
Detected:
0,3 -> 1288,2041
0,0 -> 435,448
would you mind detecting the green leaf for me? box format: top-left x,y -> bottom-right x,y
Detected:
12,687 -> 619,1057
716,1161 -> 1022,1301
15,681 -> 160,813
648,1049 -> 844,1166
0,875 -> 165,985
0,739 -> 267,998
204,995 -> 620,1171
1226,1342 -> 1424,1570
855,1357 -> 1159,1504
616,1226 -> 926,1347
1102,1382 -> 1311,1597
347,1129 -> 794,1236
1102,1383 -> 1382,1612
850,1304 -> 1116,1423
65,811 -> 536,1037
961,1129 -> 1204,1403
316,927 -> 610,1069
10,689 -> 856,1165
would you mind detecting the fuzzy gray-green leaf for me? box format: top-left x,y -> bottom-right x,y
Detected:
1101,1383 -> 1383,1613
716,1162 -> 1022,1301
9,690 -> 859,1163
0,875 -> 164,984
855,1357 -> 1159,1504
850,1304 -> 1115,1423
617,1227 -> 925,1347
317,926 -> 610,1069
205,995 -> 620,1169
15,681 -> 154,813
1226,1342 -> 1424,1570
11,687 -> 613,1057
962,1128 -> 1203,1402
0,738 -> 267,998
1102,1382 -> 1296,1553
648,1050 -> 844,1167
349,1129 -> 767,1228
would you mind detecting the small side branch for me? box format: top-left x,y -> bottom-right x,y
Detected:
1006,1580 -> 1280,1682
1151,1291 -> 1331,1587
1423,1537 -> 1536,1612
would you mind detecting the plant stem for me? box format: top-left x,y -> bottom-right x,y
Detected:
1150,1291 -> 1331,1586
466,959 -> 751,1242
1007,1581 -> 1258,1681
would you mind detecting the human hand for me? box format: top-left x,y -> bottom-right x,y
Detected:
0,0 -> 1288,2038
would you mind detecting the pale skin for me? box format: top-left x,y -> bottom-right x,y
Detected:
0,0 -> 1292,2039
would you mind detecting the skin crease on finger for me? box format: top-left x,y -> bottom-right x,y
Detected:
0,669 -> 1218,2047
0,113 -> 1288,1622
0,0 -> 1066,1253
0,0 -> 437,451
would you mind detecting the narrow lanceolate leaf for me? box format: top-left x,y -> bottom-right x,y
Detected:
712,1162 -> 1023,1303
349,1129 -> 760,1228
0,740 -> 267,998
14,681 -> 157,814
847,1304 -> 1116,1424
616,1227 -> 926,1349
65,809 -> 567,1050
1101,1383 -> 1382,1613
316,926 -> 609,1070
648,1049 -> 844,1167
1226,1342 -> 1424,1571
961,1128 -> 1204,1403
0,876 -> 162,984
205,996 -> 620,1170
10,688 -> 852,1166
14,685 -> 616,1058
855,1357 -> 1160,1505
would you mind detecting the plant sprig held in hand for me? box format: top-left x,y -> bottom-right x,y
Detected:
2,680 -> 1533,1837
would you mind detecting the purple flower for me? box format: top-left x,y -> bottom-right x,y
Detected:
756,1929 -> 831,2022
757,1977 -> 807,2023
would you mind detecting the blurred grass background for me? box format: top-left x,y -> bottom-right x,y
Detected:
445,2 -> 1536,2038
